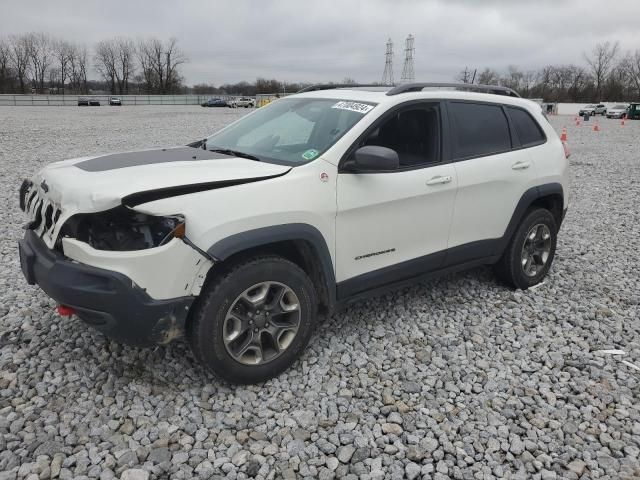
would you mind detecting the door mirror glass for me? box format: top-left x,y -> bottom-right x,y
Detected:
352,145 -> 399,171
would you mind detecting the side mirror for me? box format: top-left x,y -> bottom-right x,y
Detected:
349,145 -> 399,172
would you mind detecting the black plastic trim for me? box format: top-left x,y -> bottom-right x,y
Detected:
207,223 -> 337,306
18,230 -> 193,346
121,170 -> 290,207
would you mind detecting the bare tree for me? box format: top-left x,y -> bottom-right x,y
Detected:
136,37 -> 186,94
0,38 -> 12,93
53,39 -> 73,92
94,39 -> 118,93
115,37 -> 135,94
9,34 -> 30,93
25,32 -> 53,93
584,41 -> 619,101
621,50 -> 640,99
457,67 -> 474,84
476,68 -> 498,85
68,43 -> 88,94
136,39 -> 157,93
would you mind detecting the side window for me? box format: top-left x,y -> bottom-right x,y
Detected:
362,104 -> 441,167
507,107 -> 546,147
449,102 -> 511,160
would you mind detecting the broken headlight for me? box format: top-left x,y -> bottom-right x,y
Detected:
59,206 -> 185,251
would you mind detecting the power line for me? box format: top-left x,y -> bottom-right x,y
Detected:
400,34 -> 415,84
382,38 -> 394,85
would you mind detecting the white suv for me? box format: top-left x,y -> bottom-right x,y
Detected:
18,83 -> 569,383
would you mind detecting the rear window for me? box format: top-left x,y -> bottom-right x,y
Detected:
507,107 -> 545,147
449,102 -> 511,160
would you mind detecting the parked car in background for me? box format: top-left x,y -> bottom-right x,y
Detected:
201,98 -> 228,107
627,103 -> 640,120
109,97 -> 122,106
77,97 -> 89,106
89,98 -> 101,106
606,104 -> 628,119
229,97 -> 255,108
594,104 -> 607,115
578,105 -> 596,117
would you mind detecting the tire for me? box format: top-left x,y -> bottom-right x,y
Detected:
187,256 -> 317,384
494,208 -> 557,290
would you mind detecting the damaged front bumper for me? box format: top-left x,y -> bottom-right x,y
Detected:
19,229 -> 194,346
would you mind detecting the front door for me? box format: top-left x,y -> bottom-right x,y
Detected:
335,102 -> 457,298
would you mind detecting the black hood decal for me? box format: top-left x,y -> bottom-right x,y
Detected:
75,147 -> 231,172
121,170 -> 290,207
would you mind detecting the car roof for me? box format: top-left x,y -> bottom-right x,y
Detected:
292,86 -> 541,112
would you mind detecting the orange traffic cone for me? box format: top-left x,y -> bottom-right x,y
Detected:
560,127 -> 567,142
575,118 -> 581,126
574,116 -> 578,122
621,118 -> 625,127
593,122 -> 600,132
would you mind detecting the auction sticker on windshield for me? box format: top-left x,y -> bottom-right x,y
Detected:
302,149 -> 319,160
332,101 -> 375,114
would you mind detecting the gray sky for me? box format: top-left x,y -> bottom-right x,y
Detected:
3,0 -> 640,85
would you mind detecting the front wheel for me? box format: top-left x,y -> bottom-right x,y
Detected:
187,256 -> 317,384
494,208 -> 557,289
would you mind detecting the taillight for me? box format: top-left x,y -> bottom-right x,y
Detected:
562,142 -> 570,159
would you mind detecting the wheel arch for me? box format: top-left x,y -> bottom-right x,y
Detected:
205,224 -> 336,312
499,183 -> 564,254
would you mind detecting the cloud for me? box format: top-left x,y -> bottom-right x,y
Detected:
2,0 -> 639,84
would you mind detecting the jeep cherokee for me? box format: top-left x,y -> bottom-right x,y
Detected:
18,83 -> 569,384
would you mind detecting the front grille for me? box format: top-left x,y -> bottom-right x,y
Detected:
22,181 -> 63,245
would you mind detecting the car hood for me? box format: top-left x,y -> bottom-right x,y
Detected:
31,146 -> 290,213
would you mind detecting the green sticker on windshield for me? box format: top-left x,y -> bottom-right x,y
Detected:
302,149 -> 319,160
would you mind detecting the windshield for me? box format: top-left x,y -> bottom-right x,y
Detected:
205,97 -> 376,165
613,105 -> 626,109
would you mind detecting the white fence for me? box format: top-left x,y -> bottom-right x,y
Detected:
0,94 -> 242,107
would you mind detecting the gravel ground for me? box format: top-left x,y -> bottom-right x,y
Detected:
1,106 -> 639,480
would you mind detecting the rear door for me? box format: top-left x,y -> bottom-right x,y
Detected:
446,101 -> 539,263
335,101 -> 457,298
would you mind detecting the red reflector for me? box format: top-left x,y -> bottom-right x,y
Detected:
562,142 -> 571,159
57,305 -> 76,316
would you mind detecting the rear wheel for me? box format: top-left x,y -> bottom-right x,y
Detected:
494,208 -> 557,289
187,256 -> 317,384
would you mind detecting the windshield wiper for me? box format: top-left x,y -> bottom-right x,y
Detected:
208,148 -> 261,162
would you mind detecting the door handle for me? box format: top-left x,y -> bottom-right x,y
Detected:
426,175 -> 452,186
511,161 -> 531,170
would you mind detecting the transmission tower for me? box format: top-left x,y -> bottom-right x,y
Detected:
400,34 -> 415,84
381,38 -> 394,85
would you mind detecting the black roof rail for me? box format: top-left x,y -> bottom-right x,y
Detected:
297,84 -> 393,93
386,83 -> 521,98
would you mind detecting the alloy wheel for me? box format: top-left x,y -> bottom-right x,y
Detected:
222,282 -> 301,365
521,224 -> 552,277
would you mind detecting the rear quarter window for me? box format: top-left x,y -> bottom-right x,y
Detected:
449,102 -> 511,160
506,107 -> 546,147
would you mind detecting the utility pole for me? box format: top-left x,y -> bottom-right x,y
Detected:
382,38 -> 394,85
400,34 -> 415,84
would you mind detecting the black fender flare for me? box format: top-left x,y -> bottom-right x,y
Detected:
497,182 -> 564,254
207,223 -> 337,306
